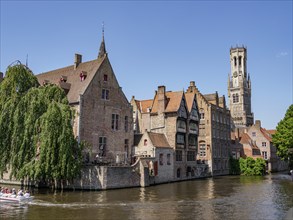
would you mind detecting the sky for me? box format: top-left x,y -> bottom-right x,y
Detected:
0,1 -> 292,129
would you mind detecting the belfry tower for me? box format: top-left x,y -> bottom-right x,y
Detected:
228,46 -> 254,128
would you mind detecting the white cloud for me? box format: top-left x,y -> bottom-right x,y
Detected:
276,51 -> 288,58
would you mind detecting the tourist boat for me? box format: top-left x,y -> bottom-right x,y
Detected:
0,193 -> 33,203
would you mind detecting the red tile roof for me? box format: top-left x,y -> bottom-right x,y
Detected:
260,128 -> 272,142
148,132 -> 171,148
151,91 -> 183,113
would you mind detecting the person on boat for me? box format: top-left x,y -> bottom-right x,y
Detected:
12,188 -> 16,195
17,189 -> 23,196
24,190 -> 30,197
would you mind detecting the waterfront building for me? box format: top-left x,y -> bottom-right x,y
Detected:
243,120 -> 287,172
186,81 -> 231,176
134,131 -> 174,184
36,34 -> 134,165
131,85 -> 208,180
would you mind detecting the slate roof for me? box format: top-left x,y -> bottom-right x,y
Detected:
36,55 -> 105,104
148,132 -> 171,148
134,134 -> 143,146
151,91 -> 183,113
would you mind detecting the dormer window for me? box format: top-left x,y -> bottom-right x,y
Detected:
103,74 -> 108,82
43,80 -> 50,86
80,71 -> 87,81
60,76 -> 67,83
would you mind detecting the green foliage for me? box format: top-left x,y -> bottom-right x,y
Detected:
272,104 -> 293,168
0,63 -> 82,186
229,157 -> 240,175
239,157 -> 266,176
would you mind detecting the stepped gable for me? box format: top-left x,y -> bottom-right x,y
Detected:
36,57 -> 105,103
148,132 -> 171,148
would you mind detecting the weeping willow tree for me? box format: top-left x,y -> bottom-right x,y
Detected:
0,62 -> 82,188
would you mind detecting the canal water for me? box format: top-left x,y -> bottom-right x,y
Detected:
1,173 -> 292,220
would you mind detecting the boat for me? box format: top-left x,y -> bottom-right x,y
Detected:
0,193 -> 33,203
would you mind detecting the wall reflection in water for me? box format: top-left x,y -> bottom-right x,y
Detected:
0,174 -> 292,220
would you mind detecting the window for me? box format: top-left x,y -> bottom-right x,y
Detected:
233,94 -> 239,103
179,101 -> 187,118
239,56 -> 242,66
188,135 -> 197,147
191,108 -> 198,119
187,151 -> 196,161
124,116 -> 128,132
262,151 -> 267,160
177,120 -> 186,131
199,143 -> 206,157
234,57 -> 237,66
176,133 -> 185,144
252,132 -> 256,137
102,89 -> 109,100
189,122 -> 198,133
176,150 -> 182,161
200,112 -> 205,120
167,154 -> 171,165
111,114 -> 119,130
144,139 -> 147,146
99,137 -> 107,157
262,142 -> 266,147
159,153 -> 164,165
125,139 -> 129,158
103,74 -> 108,82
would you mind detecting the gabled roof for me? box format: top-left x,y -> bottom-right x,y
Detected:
148,132 -> 171,148
260,128 -> 272,142
151,91 -> 183,113
185,92 -> 195,112
135,99 -> 153,113
36,57 -> 105,103
203,93 -> 217,102
240,133 -> 260,150
266,129 -> 276,135
134,134 -> 143,146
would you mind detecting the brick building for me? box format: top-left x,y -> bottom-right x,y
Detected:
134,132 -> 174,184
131,85 -> 208,180
186,81 -> 231,176
36,35 -> 133,164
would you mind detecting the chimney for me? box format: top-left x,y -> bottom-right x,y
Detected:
74,54 -> 82,70
255,120 -> 261,129
0,72 -> 3,83
187,81 -> 196,93
190,81 -> 195,87
157,85 -> 166,114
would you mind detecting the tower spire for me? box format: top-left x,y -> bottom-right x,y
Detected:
98,22 -> 107,59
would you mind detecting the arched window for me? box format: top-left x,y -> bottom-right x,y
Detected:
177,168 -> 181,178
234,57 -> 237,66
239,56 -> 242,66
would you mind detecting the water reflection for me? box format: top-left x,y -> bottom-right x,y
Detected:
0,174 -> 292,220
